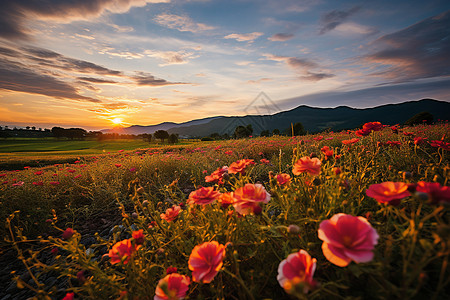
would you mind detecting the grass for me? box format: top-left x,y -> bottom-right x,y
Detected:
1,123 -> 449,299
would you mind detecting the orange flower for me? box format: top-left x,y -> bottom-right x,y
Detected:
232,183 -> 270,215
161,205 -> 182,222
218,192 -> 234,208
188,187 -> 221,205
188,241 -> 225,283
320,146 -> 333,159
205,166 -> 228,184
366,182 -> 410,206
276,173 -> 291,186
228,159 -> 255,174
292,156 -> 321,176
154,273 -> 191,300
132,229 -> 145,245
108,239 -> 141,265
277,250 -> 317,294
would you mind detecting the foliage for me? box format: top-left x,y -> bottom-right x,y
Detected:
154,130 -> 170,143
405,111 -> 434,126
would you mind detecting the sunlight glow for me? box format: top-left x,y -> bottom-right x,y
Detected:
111,118 -> 123,125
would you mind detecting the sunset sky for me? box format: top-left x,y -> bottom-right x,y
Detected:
0,0 -> 449,130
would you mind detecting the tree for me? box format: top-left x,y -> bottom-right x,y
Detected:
260,130 -> 270,137
168,133 -> 179,144
154,130 -> 169,143
141,133 -> 152,143
26,126 -> 30,130
404,111 -> 433,126
272,128 -> 280,136
292,122 -> 306,136
32,126 -> 36,130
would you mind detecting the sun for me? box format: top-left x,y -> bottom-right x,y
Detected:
111,118 -> 123,125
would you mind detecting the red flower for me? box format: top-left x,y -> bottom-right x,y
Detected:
154,273 -> 191,300
414,137 -> 427,145
386,141 -> 401,147
355,129 -> 371,136
365,182 -> 410,206
292,156 -> 321,176
62,292 -> 74,300
416,181 -> 450,204
276,173 -> 292,186
34,171 -> 43,175
115,164 -> 122,168
188,241 -> 225,283
313,136 -> 323,141
166,266 -> 178,275
132,229 -> 145,245
49,181 -> 60,185
430,140 -> 450,151
228,159 -> 255,174
232,183 -> 270,215
188,187 -> 221,205
362,122 -> 382,132
205,166 -> 228,184
108,239 -> 141,265
260,158 -> 270,164
33,181 -> 44,186
277,250 -> 317,294
341,138 -> 359,145
320,146 -> 333,159
161,205 -> 181,222
62,228 -> 75,240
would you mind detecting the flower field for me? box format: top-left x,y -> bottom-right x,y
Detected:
1,122 -> 449,299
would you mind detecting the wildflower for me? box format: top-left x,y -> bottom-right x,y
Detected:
333,167 -> 341,175
62,292 -> 74,300
318,213 -> 379,267
430,140 -> 450,151
320,146 -> 333,159
314,136 -> 323,141
416,181 -> 450,204
161,205 -> 181,222
166,267 -> 178,275
62,228 -> 75,240
115,164 -> 122,168
154,273 -> 191,300
33,181 -> 44,186
414,137 -> 427,145
108,239 -> 141,265
232,183 -> 270,215
391,126 -> 398,134
51,247 -> 59,256
49,181 -> 60,185
276,173 -> 291,186
0,174 -> 7,177
67,169 -> 76,173
205,166 -> 228,184
218,192 -> 234,208
363,122 -> 382,132
129,167 -> 137,173
12,181 -> 24,186
77,270 -> 86,284
341,138 -> 359,145
260,158 -> 270,164
132,229 -> 145,245
34,171 -> 43,175
277,250 -> 317,294
386,141 -> 401,147
292,156 -> 321,176
188,187 -> 221,205
228,159 -> 255,174
188,241 -> 225,283
366,182 -> 410,206
287,225 -> 301,234
355,129 -> 371,136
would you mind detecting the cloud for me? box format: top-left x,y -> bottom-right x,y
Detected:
363,10 -> 450,81
262,53 -> 334,81
224,32 -> 263,42
78,77 -> 118,84
319,6 -> 360,35
333,22 -> 378,36
154,13 -> 215,33
0,0 -> 169,40
144,49 -> 195,65
278,78 -> 450,109
268,33 -> 294,41
0,59 -> 100,102
131,72 -> 183,86
247,78 -> 272,84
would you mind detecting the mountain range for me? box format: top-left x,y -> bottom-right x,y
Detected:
102,99 -> 450,137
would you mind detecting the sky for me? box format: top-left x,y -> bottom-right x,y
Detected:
0,0 -> 449,130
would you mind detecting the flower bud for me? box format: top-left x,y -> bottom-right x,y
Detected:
287,224 -> 300,234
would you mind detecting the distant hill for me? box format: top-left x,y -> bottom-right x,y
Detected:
103,99 -> 450,137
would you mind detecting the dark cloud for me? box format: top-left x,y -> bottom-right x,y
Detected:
132,72 -> 183,86
278,78 -> 450,109
299,72 -> 335,81
0,59 -> 100,102
78,77 -> 118,84
0,0 -> 158,40
319,6 -> 360,35
364,10 -> 450,81
286,57 -> 318,69
268,33 -> 294,42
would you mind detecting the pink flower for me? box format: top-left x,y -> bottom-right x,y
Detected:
49,181 -> 60,185
33,181 -> 44,186
108,239 -> 141,265
366,182 -> 410,206
188,241 -> 225,283
292,156 -> 321,176
277,250 -> 317,294
416,181 -> 450,204
12,181 -> 24,186
232,183 -> 270,215
62,292 -> 74,300
318,213 -> 379,267
228,159 -> 255,174
161,205 -> 182,222
188,187 -> 221,205
154,273 -> 191,300
276,173 -> 291,186
62,228 -> 75,240
129,167 -> 137,173
260,158 -> 270,164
